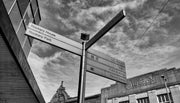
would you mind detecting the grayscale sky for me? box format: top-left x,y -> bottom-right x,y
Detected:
27,0 -> 180,102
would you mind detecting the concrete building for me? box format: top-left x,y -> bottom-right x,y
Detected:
0,0 -> 44,103
102,68 -> 180,103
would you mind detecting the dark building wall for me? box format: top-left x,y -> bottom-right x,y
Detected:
0,33 -> 39,103
0,0 -> 45,103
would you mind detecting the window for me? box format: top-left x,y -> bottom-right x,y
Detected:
17,22 -> 26,47
9,2 -> 22,32
17,0 -> 29,15
137,97 -> 149,103
34,9 -> 41,24
24,4 -> 33,27
31,0 -> 38,15
157,93 -> 173,103
28,37 -> 34,46
119,101 -> 129,103
22,37 -> 31,57
3,0 -> 15,13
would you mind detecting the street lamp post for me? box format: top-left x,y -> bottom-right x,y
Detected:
161,75 -> 171,103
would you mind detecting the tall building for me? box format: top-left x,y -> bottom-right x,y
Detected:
0,0 -> 44,103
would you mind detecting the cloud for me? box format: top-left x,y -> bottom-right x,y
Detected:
29,0 -> 180,102
38,0 -> 149,39
30,40 -> 62,58
28,50 -> 115,102
31,40 -> 52,54
91,23 -> 178,78
85,72 -> 115,96
28,51 -> 80,101
28,52 -> 51,101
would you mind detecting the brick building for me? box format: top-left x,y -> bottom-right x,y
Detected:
0,0 -> 44,103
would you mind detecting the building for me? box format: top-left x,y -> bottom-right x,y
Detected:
49,82 -> 101,103
0,0 -> 44,103
49,81 -> 70,103
102,68 -> 180,103
50,68 -> 180,103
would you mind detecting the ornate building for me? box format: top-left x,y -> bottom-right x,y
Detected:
49,81 -> 101,103
50,81 -> 70,103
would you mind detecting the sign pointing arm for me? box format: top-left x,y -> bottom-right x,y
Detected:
85,10 -> 126,50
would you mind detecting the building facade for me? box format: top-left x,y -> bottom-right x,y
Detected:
102,68 -> 180,103
2,0 -> 41,57
0,0 -> 44,103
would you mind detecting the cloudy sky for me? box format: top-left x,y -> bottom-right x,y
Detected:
27,0 -> 180,102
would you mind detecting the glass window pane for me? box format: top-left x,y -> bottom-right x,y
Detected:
17,22 -> 26,47
165,94 -> 168,101
28,36 -> 33,46
23,37 -> 31,58
137,97 -> 149,103
162,95 -> 165,101
31,0 -> 37,15
24,4 -> 33,27
9,2 -> 22,32
158,95 -> 161,102
17,0 -> 29,15
34,9 -> 41,24
3,0 -> 15,13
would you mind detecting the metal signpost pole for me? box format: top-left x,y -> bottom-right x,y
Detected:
77,33 -> 89,103
77,10 -> 125,103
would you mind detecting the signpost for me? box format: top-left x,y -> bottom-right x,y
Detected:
25,23 -> 82,56
79,10 -> 125,103
26,23 -> 126,83
86,50 -> 126,83
25,9 -> 126,103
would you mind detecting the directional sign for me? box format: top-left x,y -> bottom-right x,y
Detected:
25,23 -> 82,56
25,23 -> 126,83
85,10 -> 126,50
87,49 -> 126,83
